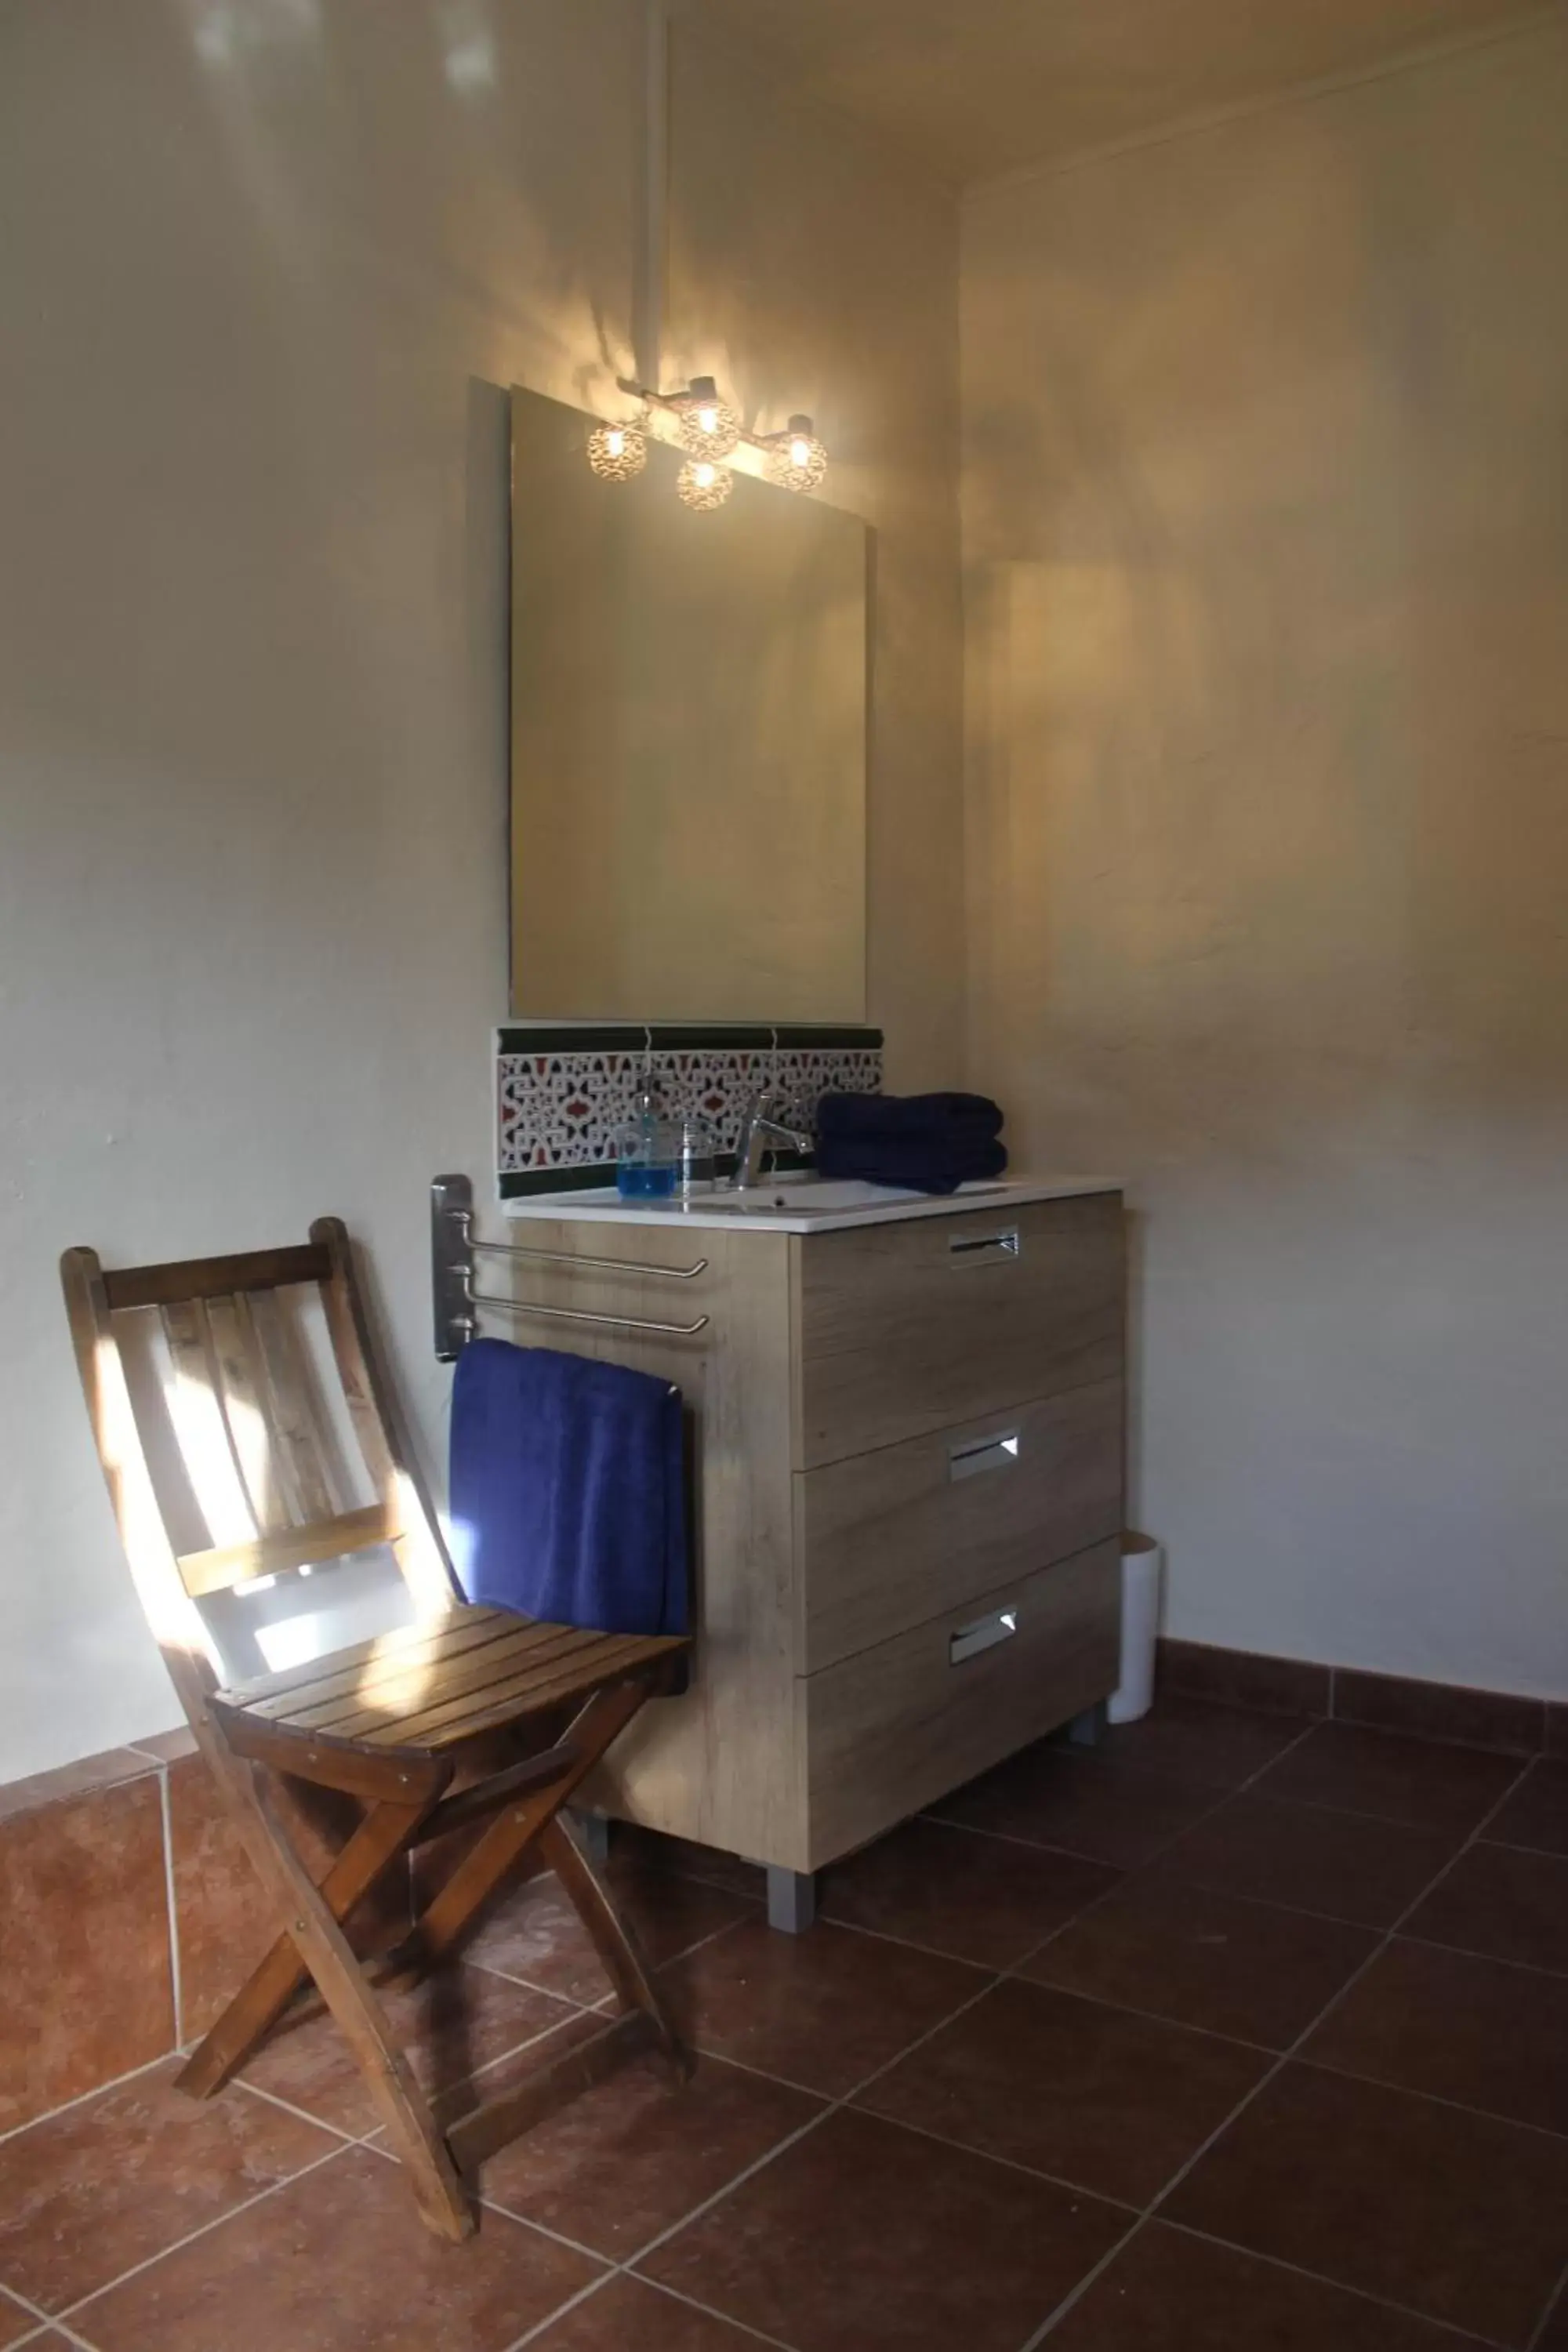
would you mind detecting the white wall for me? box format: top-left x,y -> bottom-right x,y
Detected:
963,20 -> 1568,1696
0,0 -> 961,1780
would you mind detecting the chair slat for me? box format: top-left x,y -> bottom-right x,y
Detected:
161,1299 -> 256,1552
103,1243 -> 331,1312
203,1293 -> 289,1535
362,1632 -> 679,1748
244,1287 -> 340,1524
239,1606 -> 522,1716
403,1640 -> 681,1755
177,1501 -> 399,1599
300,1622 -> 608,1740
273,1616 -> 583,1733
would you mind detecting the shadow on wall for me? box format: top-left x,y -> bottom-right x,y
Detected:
960,23 -> 1568,1694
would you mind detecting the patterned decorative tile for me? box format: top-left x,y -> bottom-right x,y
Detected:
495,1023 -> 882,1188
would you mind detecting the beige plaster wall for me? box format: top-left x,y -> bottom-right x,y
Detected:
0,0 -> 961,1778
963,17 -> 1568,1694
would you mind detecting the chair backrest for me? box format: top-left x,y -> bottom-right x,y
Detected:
61,1217 -> 458,1725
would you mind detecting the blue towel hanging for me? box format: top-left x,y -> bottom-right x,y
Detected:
448,1339 -> 688,1637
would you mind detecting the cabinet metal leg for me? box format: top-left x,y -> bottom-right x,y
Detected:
568,1809 -> 612,1870
766,1865 -> 816,1935
1068,1700 -> 1109,1748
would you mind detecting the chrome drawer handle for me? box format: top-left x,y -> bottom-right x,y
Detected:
948,1428 -> 1022,1482
949,1226 -> 1022,1263
949,1606 -> 1020,1666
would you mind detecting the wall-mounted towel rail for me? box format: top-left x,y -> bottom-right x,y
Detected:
431,1174 -> 710,1359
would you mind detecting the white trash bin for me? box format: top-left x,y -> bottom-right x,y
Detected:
1107,1534 -> 1163,1724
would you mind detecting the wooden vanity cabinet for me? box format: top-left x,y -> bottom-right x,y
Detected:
505,1189 -> 1125,1876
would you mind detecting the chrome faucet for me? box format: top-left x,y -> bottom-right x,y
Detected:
732,1088 -> 814,1189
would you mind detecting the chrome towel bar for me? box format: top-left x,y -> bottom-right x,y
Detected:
431,1174 -> 710,1359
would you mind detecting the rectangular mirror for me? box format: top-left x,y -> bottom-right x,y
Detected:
510,387 -> 868,1024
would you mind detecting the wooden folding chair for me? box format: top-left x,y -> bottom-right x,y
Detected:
60,1218 -> 692,2241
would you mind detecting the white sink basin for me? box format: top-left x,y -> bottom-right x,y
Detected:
695,1176 -> 1008,1217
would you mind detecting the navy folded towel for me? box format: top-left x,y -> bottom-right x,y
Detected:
817,1091 -> 1004,1146
448,1338 -> 688,1636
815,1091 -> 1009,1195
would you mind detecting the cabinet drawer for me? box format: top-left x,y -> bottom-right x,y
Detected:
798,1378 -> 1123,1671
802,1540 -> 1121,1867
797,1192 -> 1123,1468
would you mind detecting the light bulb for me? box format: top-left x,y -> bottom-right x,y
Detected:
677,375 -> 741,459
586,416 -> 648,481
765,412 -> 828,495
677,456 -> 734,511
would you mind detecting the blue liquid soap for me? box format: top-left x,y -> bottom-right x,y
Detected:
617,1160 -> 679,1200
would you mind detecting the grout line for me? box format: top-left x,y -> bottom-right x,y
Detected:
827,2096 -> 1142,2212
1399,1929 -> 1568,1982
489,1955 -> 1029,2347
228,2077 -> 368,2145
1014,1737 -> 1540,2345
1527,2256 -> 1568,2352
1160,2219 -> 1516,2350
616,1960 -> 1011,2278
637,2278 -> 803,2350
501,2270 -> 617,2352
470,1902 -> 754,2007
1292,2053 -> 1568,2147
0,2052 -> 173,2150
1477,1835 -> 1568,1862
152,1763 -> 183,2053
58,2140 -> 354,2322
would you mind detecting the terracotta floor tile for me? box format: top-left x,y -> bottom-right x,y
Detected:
1025,1871 -> 1377,2046
0,2292 -> 43,2349
0,2060 -> 335,2314
0,1779 -> 175,2134
1406,1841 -> 1568,1973
638,2107 -> 1126,2352
528,2274 -> 778,2348
167,1760 -> 408,2043
929,1746 -> 1219,1867
1488,1760 -> 1568,1859
1304,1936 -> 1568,2132
1535,2285 -> 1568,2348
858,1976 -> 1266,2206
1153,1791 -> 1462,1927
72,2144 -> 603,2351
1046,2221 -> 1494,2350
238,1962 -> 578,2135
818,1817 -> 1120,1968
468,1864 -> 753,2004
1250,1721 -> 1525,1831
658,1917 -> 986,2096
1076,1695 -> 1316,1791
480,2047 -> 820,2258
1166,2060 -> 1568,2345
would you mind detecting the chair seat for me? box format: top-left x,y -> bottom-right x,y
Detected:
224,1604 -> 686,1755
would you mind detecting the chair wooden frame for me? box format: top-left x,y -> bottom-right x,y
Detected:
60,1217 -> 692,2241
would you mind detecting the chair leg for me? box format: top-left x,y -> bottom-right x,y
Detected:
179,1791 -> 434,2101
407,1680 -> 647,1974
537,1815 -> 689,2074
238,1771 -> 474,2242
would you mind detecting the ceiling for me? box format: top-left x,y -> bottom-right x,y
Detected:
670,0 -> 1545,185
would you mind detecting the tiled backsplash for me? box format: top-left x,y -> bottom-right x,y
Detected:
496,1022 -> 884,1196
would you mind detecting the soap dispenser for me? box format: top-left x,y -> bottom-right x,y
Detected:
615,1073 -> 681,1200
